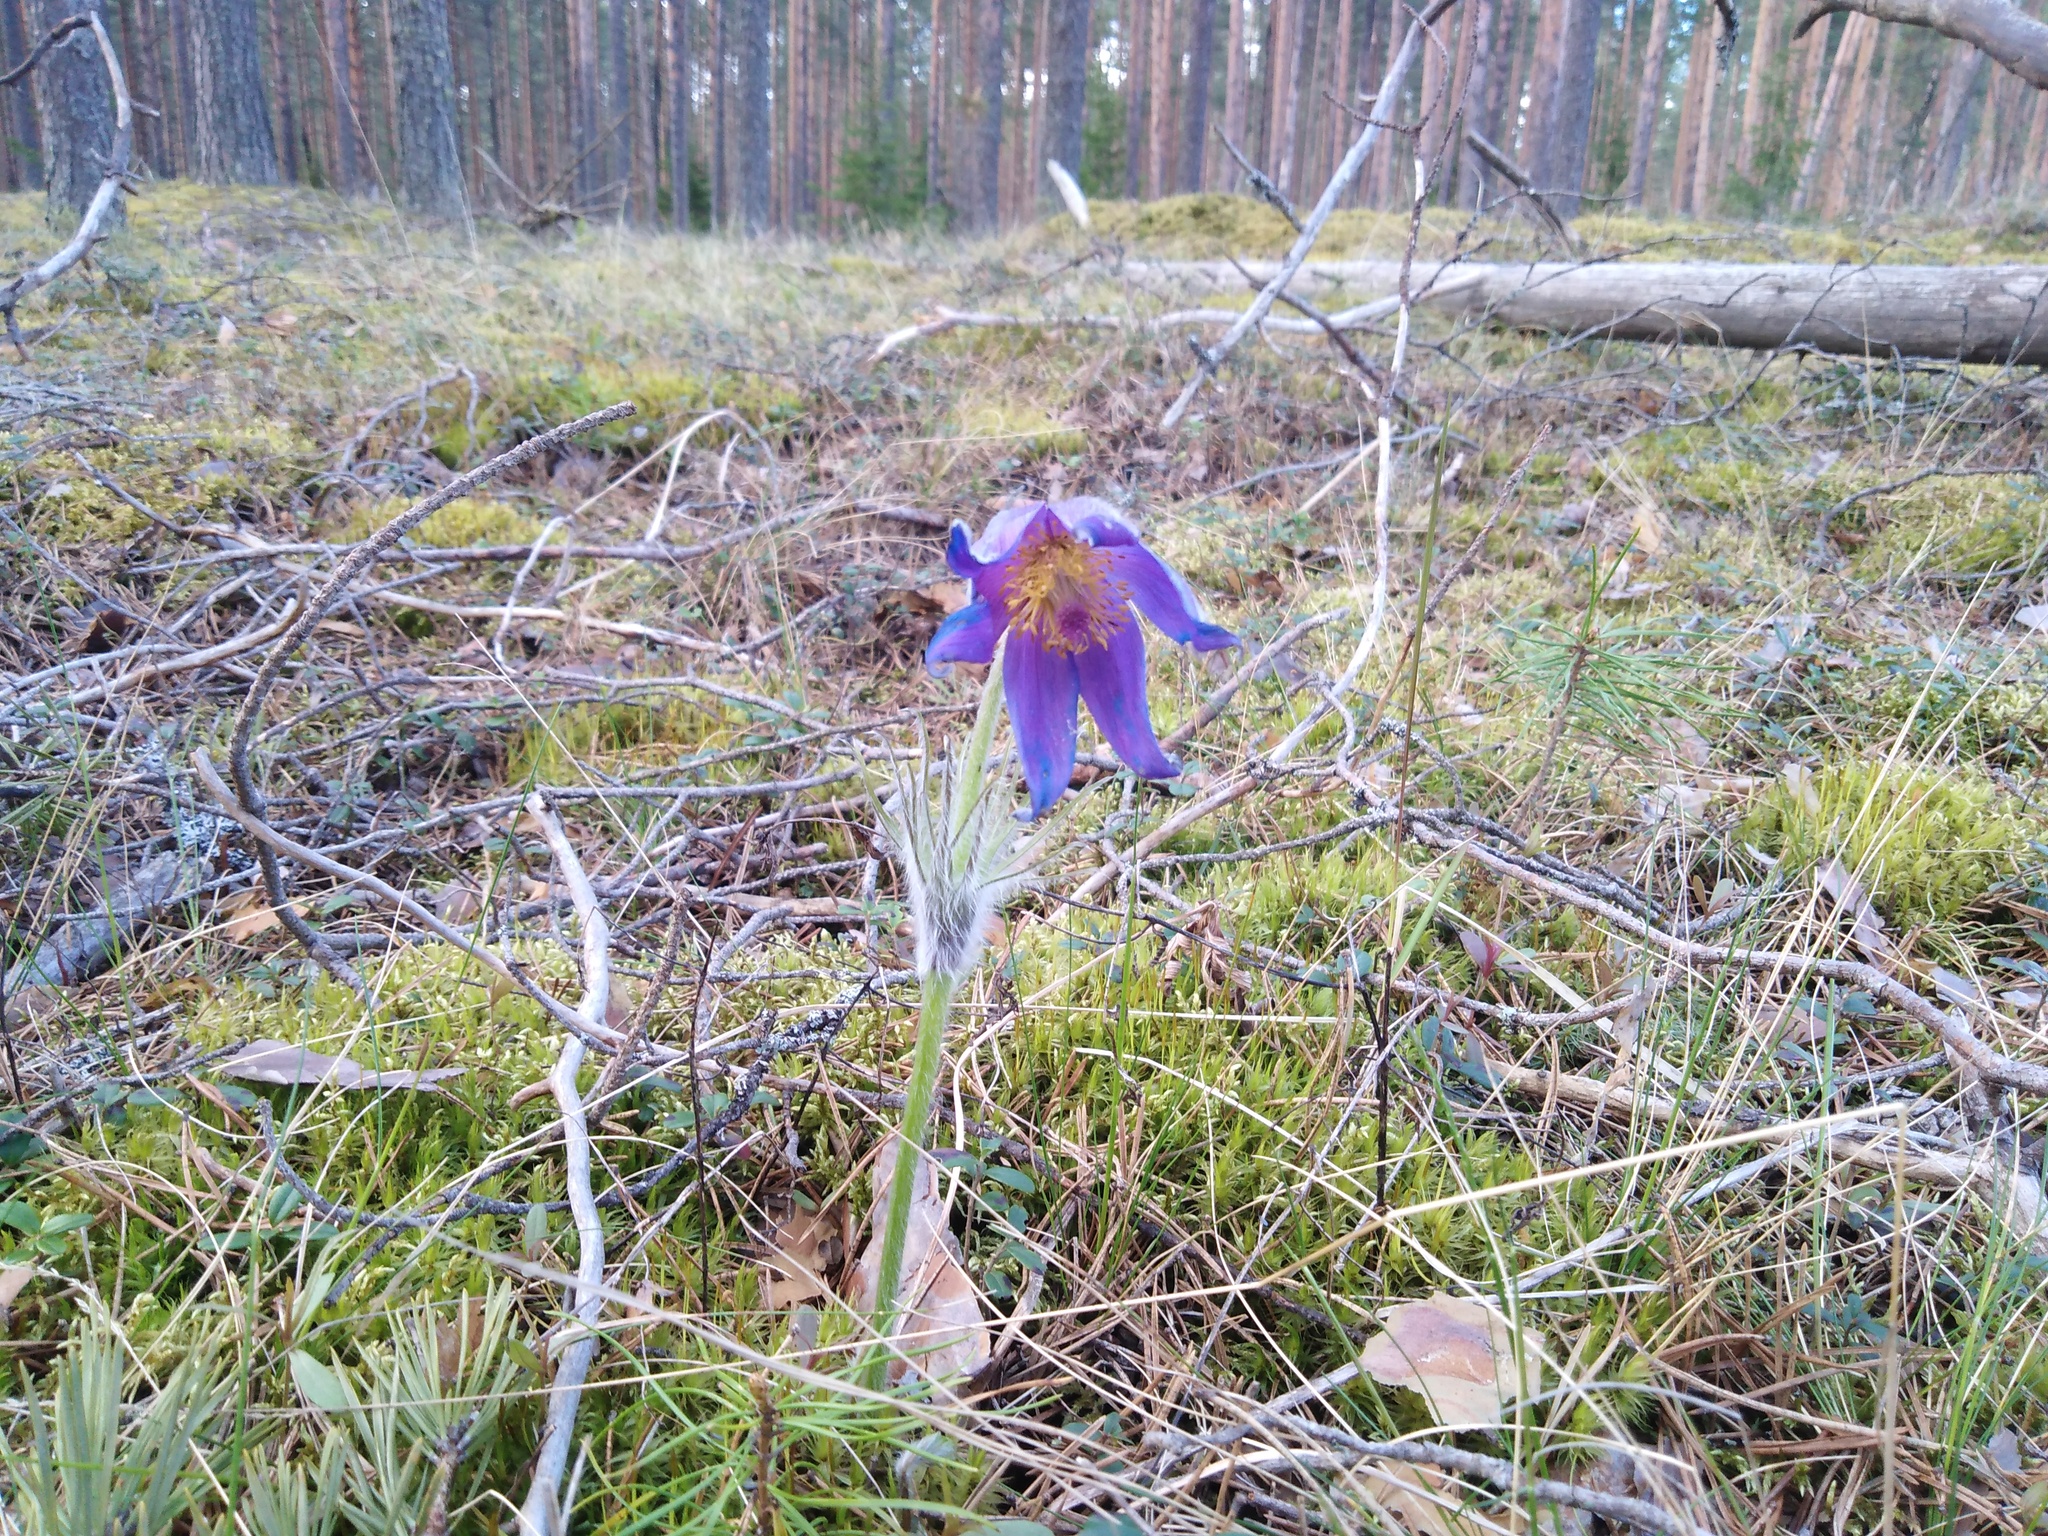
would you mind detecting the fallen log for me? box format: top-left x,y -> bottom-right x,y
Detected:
1131,257 -> 2048,367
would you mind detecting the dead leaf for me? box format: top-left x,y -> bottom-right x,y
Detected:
435,884 -> 483,924
1355,1293 -> 1547,1428
2014,604 -> 2048,634
215,315 -> 237,347
0,1263 -> 33,1316
1631,502 -> 1671,557
217,890 -> 308,943
1641,783 -> 1712,825
520,875 -> 551,903
215,1039 -> 465,1093
434,1293 -> 486,1383
261,310 -> 299,334
916,579 -> 970,614
1816,857 -> 1893,963
754,1199 -> 843,1308
1782,762 -> 1822,816
1360,1458 -> 1505,1536
1661,717 -> 1713,769
1932,966 -> 1986,1010
848,1139 -> 989,1394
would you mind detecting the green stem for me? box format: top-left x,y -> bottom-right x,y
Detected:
870,969 -> 957,1350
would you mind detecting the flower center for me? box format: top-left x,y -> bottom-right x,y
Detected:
1004,525 -> 1125,654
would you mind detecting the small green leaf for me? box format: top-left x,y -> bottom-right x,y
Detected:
505,1336 -> 547,1377
1000,1239 -> 1046,1274
0,1201 -> 39,1235
290,1350 -> 354,1415
981,1165 -> 1035,1196
37,1213 -> 93,1237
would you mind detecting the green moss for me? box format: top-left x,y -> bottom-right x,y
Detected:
343,494 -> 541,548
954,400 -> 1086,458
1739,760 -> 2031,921
1855,477 -> 2048,578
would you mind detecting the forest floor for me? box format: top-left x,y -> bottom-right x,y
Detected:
2,181 -> 2047,1535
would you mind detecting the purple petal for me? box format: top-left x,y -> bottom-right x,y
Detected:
1049,496 -> 1142,547
1003,634 -> 1081,818
926,598 -> 1000,675
1104,545 -> 1239,652
1076,621 -> 1179,781
945,522 -> 984,578
970,502 -> 1048,564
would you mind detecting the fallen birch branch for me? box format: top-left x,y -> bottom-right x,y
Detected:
517,793 -> 610,1536
1136,256 -> 2048,367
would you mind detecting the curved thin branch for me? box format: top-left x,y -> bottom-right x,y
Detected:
517,793 -> 610,1536
1795,0 -> 2048,90
0,13 -> 91,88
0,14 -> 133,358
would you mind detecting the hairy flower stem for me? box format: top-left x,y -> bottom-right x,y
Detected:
870,653 -> 1006,1369
870,969 -> 957,1353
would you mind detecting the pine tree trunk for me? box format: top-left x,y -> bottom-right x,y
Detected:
5,0 -> 44,190
1456,0 -> 1493,204
1219,0 -> 1246,183
34,0 -> 116,221
668,0 -> 690,225
190,0 -> 280,184
269,0 -> 299,183
1623,0 -> 1672,203
978,0 -> 1007,219
1818,10 -> 1875,216
1793,13 -> 1859,210
386,0 -> 464,214
712,0 -> 726,223
738,0 -> 768,230
1268,0 -> 1298,193
1141,0 -> 1164,195
1367,0 -> 1400,203
1689,9 -> 1721,214
1045,0 -> 1087,181
1417,0 -> 1444,177
2021,72 -> 2047,195
1025,0 -> 1049,205
1924,46 -> 1988,205
606,0 -> 628,213
1180,0 -> 1217,188
568,0 -> 598,203
1670,15 -> 1708,212
323,0 -> 360,190
1546,0 -> 1600,213
1123,0 -> 1143,195
1521,0 -> 1565,188
1734,0 -> 1775,179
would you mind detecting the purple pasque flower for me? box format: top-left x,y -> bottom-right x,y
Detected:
926,497 -> 1238,818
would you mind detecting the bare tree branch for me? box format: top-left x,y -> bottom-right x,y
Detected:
0,14 -> 133,359
1796,0 -> 2048,91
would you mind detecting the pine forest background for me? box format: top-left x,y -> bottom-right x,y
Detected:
13,0 -> 2036,241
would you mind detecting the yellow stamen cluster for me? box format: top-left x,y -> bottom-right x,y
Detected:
1005,527 -> 1126,654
